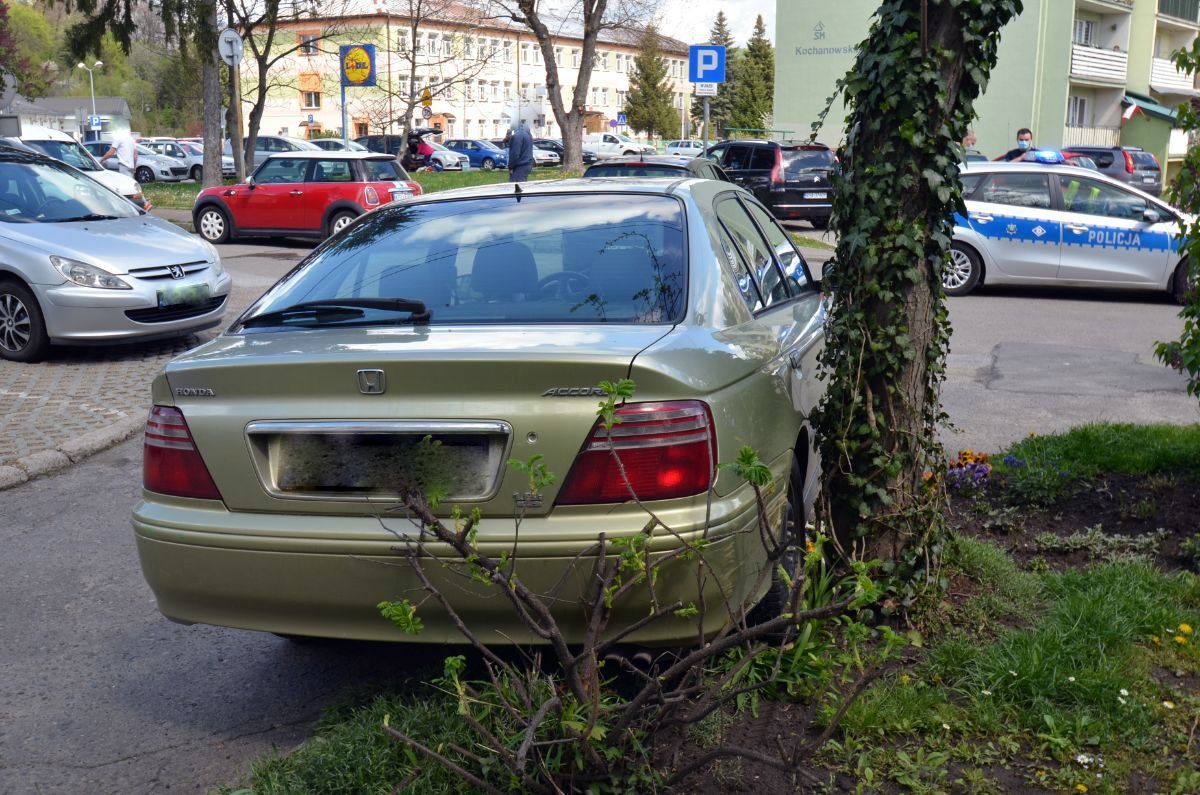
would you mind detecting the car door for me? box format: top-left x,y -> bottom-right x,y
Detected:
1056,174 -> 1174,285
239,157 -> 311,230
304,158 -> 357,229
715,193 -> 825,425
718,144 -> 755,188
964,171 -> 1062,281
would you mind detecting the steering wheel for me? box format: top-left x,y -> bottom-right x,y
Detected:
538,271 -> 590,300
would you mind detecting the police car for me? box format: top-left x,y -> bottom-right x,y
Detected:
950,159 -> 1191,303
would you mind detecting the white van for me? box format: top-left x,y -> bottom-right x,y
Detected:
10,125 -> 149,210
582,132 -> 655,159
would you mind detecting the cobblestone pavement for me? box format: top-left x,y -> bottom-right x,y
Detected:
0,226 -> 307,488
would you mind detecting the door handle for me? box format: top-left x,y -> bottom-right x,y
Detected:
1065,224 -> 1089,233
789,351 -> 804,370
972,214 -> 993,223
289,190 -> 303,196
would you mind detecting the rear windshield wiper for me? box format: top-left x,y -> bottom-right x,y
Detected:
239,298 -> 430,329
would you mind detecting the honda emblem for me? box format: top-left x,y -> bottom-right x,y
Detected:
357,369 -> 386,394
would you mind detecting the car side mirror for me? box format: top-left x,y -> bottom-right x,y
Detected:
247,176 -> 256,189
1143,208 -> 1161,224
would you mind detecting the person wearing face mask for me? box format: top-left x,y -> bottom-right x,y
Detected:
998,128 -> 1035,161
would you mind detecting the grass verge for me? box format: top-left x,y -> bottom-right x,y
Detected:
790,232 -> 835,251
144,168 -> 564,211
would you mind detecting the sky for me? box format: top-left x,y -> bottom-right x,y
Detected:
653,0 -> 776,47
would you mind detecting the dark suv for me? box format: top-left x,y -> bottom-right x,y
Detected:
1058,145 -> 1162,196
705,140 -> 837,228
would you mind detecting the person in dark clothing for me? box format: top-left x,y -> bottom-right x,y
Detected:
998,128 -> 1035,162
508,121 -> 534,183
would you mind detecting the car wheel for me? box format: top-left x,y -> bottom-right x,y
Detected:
0,279 -> 50,363
1171,259 -> 1194,306
432,160 -> 445,172
190,165 -> 203,181
944,242 -> 983,296
623,149 -> 637,156
810,217 -> 831,230
481,157 -> 495,171
749,456 -> 807,624
196,206 -> 232,244
328,210 -> 357,237
135,166 -> 155,183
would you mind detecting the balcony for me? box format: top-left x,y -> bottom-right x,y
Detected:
1151,56 -> 1198,93
1160,0 -> 1200,24
1063,125 -> 1122,147
1070,44 -> 1129,84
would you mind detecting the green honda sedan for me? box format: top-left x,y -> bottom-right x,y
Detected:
132,177 -> 826,644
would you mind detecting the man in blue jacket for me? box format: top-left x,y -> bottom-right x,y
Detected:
508,120 -> 534,182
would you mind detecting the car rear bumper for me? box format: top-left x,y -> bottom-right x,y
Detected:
768,201 -> 832,220
131,487 -> 778,644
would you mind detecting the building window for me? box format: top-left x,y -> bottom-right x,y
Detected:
555,46 -> 563,66
504,40 -> 513,62
491,81 -> 500,102
504,81 -> 513,100
302,91 -> 321,109
466,81 -> 474,100
1067,95 -> 1089,127
299,34 -> 320,55
572,48 -> 580,67
464,37 -> 473,59
1073,19 -> 1096,47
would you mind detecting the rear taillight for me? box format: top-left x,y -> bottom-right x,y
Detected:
407,180 -> 422,196
770,147 -> 783,184
143,406 -> 222,500
1124,150 -> 1135,173
556,400 -> 715,505
364,186 -> 380,205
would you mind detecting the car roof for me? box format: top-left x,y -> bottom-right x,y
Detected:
15,124 -> 75,142
587,156 -> 691,167
401,176 -> 722,204
263,150 -> 400,160
961,160 -> 1173,202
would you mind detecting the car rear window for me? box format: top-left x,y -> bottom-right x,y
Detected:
21,140 -> 98,171
240,193 -> 686,328
1131,151 -> 1159,170
361,159 -> 409,181
584,164 -> 687,178
782,148 -> 834,175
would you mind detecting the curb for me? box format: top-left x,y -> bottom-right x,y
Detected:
0,415 -> 145,491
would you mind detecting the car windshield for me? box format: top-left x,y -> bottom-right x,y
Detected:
584,164 -> 687,178
22,140 -> 101,172
0,158 -> 141,222
239,193 -> 686,330
362,159 -> 409,181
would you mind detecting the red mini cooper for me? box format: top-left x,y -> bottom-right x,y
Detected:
192,151 -> 422,243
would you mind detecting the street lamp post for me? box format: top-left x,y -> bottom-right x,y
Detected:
76,60 -> 103,141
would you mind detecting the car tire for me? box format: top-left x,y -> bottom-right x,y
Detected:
195,205 -> 232,244
1171,259 -> 1194,306
135,166 -> 155,183
0,279 -> 50,363
944,242 -> 983,296
190,165 -> 203,181
328,210 -> 357,237
623,149 -> 637,156
810,217 -> 831,230
481,157 -> 495,171
748,456 -> 807,624
432,160 -> 445,172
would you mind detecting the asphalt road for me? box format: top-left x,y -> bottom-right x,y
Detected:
1,235 -> 1198,793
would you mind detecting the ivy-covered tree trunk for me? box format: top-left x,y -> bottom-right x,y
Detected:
815,0 -> 1021,573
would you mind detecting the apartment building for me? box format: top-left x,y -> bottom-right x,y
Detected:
775,0 -> 1197,180
246,6 -> 694,143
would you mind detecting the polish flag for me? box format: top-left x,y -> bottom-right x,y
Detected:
1122,102 -> 1141,122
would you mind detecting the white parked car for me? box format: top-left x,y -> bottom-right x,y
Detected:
950,161 -> 1192,303
5,125 -> 149,210
666,140 -> 705,157
532,143 -> 561,166
583,132 -> 655,159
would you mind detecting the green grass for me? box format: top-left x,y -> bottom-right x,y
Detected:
223,686 -> 468,795
790,232 -> 835,251
838,537 -> 1200,792
144,168 -> 565,211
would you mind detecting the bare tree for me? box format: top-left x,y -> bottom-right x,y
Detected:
230,0 -> 364,172
488,0 -> 656,172
374,0 -> 504,140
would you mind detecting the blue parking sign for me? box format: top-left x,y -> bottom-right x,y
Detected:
688,45 -> 726,83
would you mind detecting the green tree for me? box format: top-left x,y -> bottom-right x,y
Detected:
690,10 -> 736,138
1157,42 -> 1200,395
2,1 -> 56,98
624,24 -> 678,139
813,0 -> 1021,572
729,15 -> 772,133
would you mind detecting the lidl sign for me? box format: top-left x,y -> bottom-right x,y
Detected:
340,44 -> 376,87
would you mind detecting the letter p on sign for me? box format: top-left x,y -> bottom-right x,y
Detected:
689,45 -> 726,83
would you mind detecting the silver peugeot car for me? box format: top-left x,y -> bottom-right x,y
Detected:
0,146 -> 231,362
